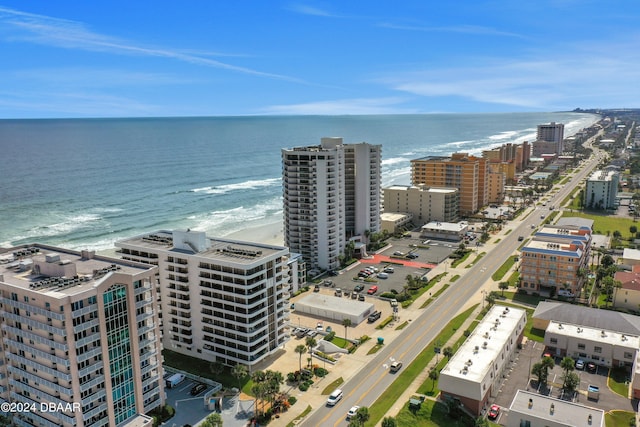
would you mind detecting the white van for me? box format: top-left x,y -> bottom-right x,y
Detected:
326,389 -> 343,406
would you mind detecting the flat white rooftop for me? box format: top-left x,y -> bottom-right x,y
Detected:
546,321 -> 640,350
440,305 -> 526,384
509,390 -> 604,427
422,221 -> 468,232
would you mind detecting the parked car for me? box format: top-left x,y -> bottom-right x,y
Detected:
190,383 -> 207,396
390,299 -> 398,307
354,284 -> 364,292
346,405 -> 359,420
334,288 -> 342,297
587,362 -> 597,373
367,286 -> 378,294
367,311 -> 381,322
377,272 -> 389,279
358,294 -> 365,301
488,404 -> 500,420
518,236 -> 524,241
351,292 -> 358,299
390,361 -> 403,373
314,284 -> 320,292
316,322 -> 323,331
407,253 -> 419,259
383,267 -> 395,273
306,330 -> 318,338
575,359 -> 585,370
393,251 -> 404,256
326,389 -> 343,406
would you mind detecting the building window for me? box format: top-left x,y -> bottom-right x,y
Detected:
577,343 -> 585,350
594,346 -> 602,353
625,352 -> 633,359
550,338 -> 558,344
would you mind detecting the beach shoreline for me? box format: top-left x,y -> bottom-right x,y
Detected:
224,220 -> 285,247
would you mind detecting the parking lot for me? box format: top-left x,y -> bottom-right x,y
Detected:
491,339 -> 637,425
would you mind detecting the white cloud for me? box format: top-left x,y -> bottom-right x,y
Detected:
260,97 -> 417,115
0,6 -> 302,82
286,4 -> 335,17
378,22 -> 526,39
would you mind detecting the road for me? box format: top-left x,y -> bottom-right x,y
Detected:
301,134 -> 604,426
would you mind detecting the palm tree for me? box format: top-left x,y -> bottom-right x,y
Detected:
342,318 -> 352,342
560,356 -> 575,388
443,346 -> 453,359
231,364 -> 248,391
305,337 -> 317,368
499,281 -> 509,296
428,368 -> 439,391
350,406 -> 370,426
295,344 -> 307,374
200,412 -> 223,427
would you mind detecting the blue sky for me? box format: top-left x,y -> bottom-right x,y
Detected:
0,1 -> 639,118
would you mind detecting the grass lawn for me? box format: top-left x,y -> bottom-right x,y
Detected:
492,256 -> 517,281
465,252 -> 486,268
163,349 -> 242,389
394,399 -> 476,427
507,271 -> 520,287
451,251 -> 472,268
365,305 -> 478,426
609,367 -> 631,397
562,211 -> 638,239
605,410 -> 636,427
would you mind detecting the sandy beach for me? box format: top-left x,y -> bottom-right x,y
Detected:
225,220 -> 285,247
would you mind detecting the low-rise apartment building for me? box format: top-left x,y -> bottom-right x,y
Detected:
439,305 -> 527,415
613,264 -> 640,312
0,245 -> 164,427
507,390 -> 604,427
116,230 -> 293,368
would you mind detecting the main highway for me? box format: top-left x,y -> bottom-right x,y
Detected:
301,134 -> 604,426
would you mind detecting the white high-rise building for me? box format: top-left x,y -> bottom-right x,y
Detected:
116,230 -> 293,368
282,137 -> 381,272
585,170 -> 620,209
0,245 -> 162,427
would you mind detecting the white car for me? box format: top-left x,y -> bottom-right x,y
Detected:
346,405 -> 359,419
326,389 -> 343,406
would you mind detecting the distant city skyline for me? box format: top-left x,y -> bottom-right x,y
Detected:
0,1 -> 639,118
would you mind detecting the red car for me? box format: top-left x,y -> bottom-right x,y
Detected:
488,404 -> 500,420
367,285 -> 378,294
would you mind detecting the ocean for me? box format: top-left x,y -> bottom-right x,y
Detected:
0,112 -> 599,252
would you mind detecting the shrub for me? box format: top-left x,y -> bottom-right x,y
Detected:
314,367 -> 328,377
324,331 -> 336,341
288,396 -> 297,405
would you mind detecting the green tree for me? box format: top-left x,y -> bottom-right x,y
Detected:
209,361 -> 224,376
428,368 -> 439,391
499,281 -> 509,296
342,318 -> 352,342
475,416 -> 489,427
305,337 -> 317,368
200,412 -> 223,427
443,346 -> 453,359
381,417 -> 397,427
631,225 -> 637,235
560,356 -> 575,388
231,364 -> 248,391
295,344 -> 307,374
349,406 -> 370,427
562,371 -> 580,394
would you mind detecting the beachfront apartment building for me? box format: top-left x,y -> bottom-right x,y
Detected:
116,230 -> 293,368
410,153 -> 488,216
585,170 -> 620,209
438,305 -> 527,415
518,218 -> 593,297
537,122 -> 565,154
482,140 -> 530,174
282,137 -> 381,272
383,184 -> 459,225
0,245 -> 163,427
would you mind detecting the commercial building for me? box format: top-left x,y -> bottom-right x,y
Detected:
420,221 -> 469,241
507,390 -> 604,427
585,170 -> 620,209
410,153 -> 488,216
519,219 -> 592,296
380,212 -> 414,234
537,122 -> 565,154
282,137 -> 381,272
116,229 -> 293,368
0,245 -> 164,427
439,305 -> 527,415
383,185 -> 459,225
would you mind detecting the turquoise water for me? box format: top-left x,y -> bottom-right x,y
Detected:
0,112 -> 598,250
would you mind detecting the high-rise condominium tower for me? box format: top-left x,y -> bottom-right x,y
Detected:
0,245 -> 163,427
282,137 -> 381,272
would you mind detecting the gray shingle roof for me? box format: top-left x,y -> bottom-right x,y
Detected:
533,301 -> 640,335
